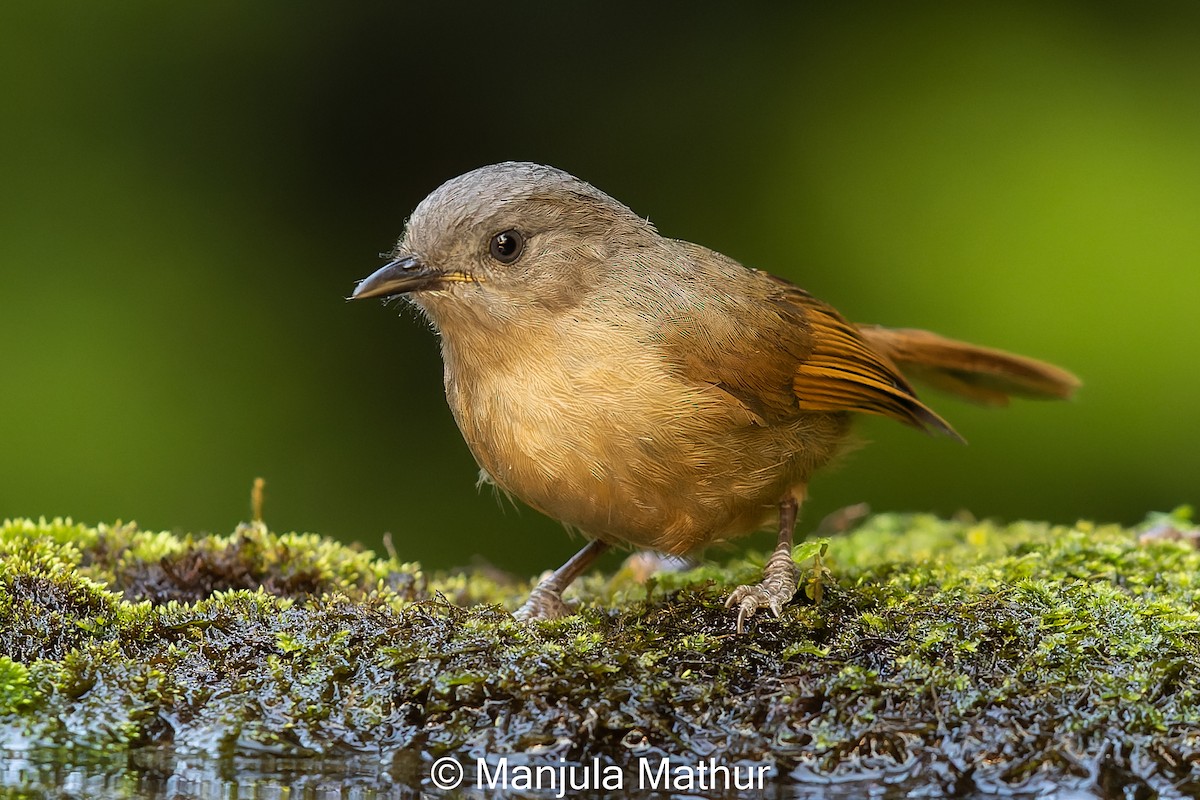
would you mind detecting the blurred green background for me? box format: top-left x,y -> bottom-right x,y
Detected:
2,2 -> 1196,574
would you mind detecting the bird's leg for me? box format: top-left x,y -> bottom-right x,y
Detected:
514,539 -> 611,621
725,494 -> 800,634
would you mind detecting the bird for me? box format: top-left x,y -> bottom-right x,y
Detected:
350,162 -> 1079,633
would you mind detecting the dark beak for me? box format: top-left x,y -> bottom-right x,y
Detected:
349,255 -> 444,300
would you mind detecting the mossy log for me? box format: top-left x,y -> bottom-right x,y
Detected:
1,511 -> 1198,797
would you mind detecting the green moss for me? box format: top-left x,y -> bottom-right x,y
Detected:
0,657 -> 36,715
1,511 -> 1198,795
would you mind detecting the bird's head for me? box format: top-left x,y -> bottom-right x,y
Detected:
350,162 -> 655,330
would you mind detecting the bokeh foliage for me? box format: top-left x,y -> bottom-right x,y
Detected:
1,3 -> 1197,571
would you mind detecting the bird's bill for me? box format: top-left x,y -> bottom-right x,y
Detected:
350,255 -> 457,300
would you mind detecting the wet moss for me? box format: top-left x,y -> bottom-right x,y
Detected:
1,511 -> 1198,796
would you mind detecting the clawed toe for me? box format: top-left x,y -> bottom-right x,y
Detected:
725,584 -> 788,634
513,584 -> 572,621
724,539 -> 800,633
512,540 -> 611,622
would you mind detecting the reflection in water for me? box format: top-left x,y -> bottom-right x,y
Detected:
0,749 -> 1105,800
1,749 -> 428,800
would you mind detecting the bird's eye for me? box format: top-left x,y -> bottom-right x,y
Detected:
488,229 -> 525,264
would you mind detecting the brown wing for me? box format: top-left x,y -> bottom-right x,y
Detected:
773,279 -> 960,439
655,243 -> 958,438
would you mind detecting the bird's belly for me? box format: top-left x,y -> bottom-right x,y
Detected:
444,347 -> 841,554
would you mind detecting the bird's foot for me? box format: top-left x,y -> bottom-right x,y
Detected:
513,581 -> 572,621
511,539 -> 611,622
724,541 -> 799,634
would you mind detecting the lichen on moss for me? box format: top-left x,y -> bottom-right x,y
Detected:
1,510 -> 1198,796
